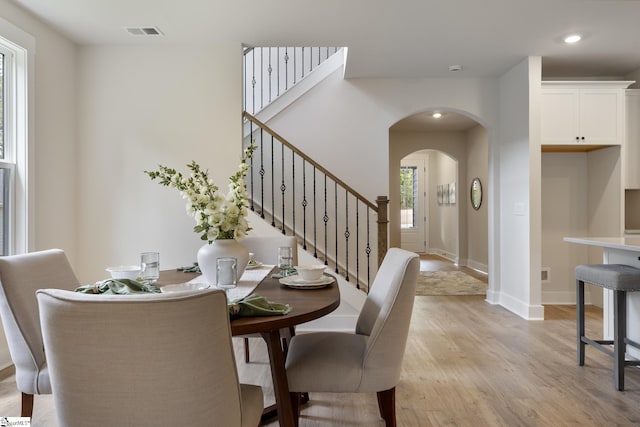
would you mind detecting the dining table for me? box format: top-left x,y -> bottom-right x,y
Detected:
157,266 -> 341,427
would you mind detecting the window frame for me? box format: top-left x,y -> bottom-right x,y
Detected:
0,30 -> 30,256
400,165 -> 418,229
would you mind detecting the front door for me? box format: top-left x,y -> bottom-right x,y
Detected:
400,157 -> 427,253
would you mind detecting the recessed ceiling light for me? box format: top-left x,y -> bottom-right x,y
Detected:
432,112 -> 443,119
449,65 -> 463,72
564,34 -> 581,44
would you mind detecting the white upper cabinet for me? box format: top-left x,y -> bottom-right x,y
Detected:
541,81 -> 633,146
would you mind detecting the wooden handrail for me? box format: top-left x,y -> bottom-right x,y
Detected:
243,111 -> 389,289
244,111 -> 377,211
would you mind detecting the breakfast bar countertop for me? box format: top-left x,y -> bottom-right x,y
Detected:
563,236 -> 640,252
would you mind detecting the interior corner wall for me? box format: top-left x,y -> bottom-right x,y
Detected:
75,43 -> 243,283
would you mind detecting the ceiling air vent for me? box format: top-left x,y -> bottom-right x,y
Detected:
125,27 -> 164,36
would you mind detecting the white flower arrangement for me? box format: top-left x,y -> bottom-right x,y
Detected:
145,145 -> 256,242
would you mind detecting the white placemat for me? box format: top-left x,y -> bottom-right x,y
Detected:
186,265 -> 274,301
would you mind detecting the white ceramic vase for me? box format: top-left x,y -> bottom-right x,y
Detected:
197,239 -> 249,286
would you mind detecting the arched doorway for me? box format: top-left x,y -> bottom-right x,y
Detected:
389,110 -> 489,275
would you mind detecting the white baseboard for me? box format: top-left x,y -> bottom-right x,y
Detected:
427,248 -> 458,264
493,290 -> 545,320
542,290 -> 594,305
465,259 -> 488,275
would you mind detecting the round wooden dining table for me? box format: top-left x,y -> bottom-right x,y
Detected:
157,267 -> 341,427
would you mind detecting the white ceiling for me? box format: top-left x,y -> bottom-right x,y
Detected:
391,113 -> 479,132
9,0 -> 640,80
9,0 -> 640,131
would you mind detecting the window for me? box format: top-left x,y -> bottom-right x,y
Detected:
400,166 -> 417,229
0,47 -> 9,254
0,34 -> 28,256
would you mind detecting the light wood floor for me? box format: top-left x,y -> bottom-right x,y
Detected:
1,258 -> 639,425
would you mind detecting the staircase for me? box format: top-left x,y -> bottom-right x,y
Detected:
243,46 -> 389,292
243,46 -> 341,116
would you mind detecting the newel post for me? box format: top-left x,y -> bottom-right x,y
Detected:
376,196 -> 389,268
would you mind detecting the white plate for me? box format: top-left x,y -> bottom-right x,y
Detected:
246,262 -> 263,270
279,274 -> 334,289
161,283 -> 211,293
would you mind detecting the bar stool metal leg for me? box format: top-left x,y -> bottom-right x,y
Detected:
614,289 -> 626,391
577,279 -> 586,366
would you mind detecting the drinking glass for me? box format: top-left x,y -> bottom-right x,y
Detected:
278,246 -> 293,276
140,252 -> 160,284
216,257 -> 238,292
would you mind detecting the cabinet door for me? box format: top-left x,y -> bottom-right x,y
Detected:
541,85 -> 623,146
580,89 -> 621,145
541,88 -> 580,144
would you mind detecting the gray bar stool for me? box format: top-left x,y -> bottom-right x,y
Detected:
576,264 -> 640,390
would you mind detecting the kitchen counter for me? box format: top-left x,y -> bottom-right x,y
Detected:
564,236 -> 640,359
563,236 -> 640,252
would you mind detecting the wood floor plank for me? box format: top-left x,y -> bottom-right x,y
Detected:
1,294 -> 639,426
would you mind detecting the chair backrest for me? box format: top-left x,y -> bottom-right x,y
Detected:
239,235 -> 299,265
0,249 -> 79,395
37,288 -> 247,426
355,248 -> 419,391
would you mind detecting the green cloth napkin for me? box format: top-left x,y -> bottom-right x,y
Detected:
271,266 -> 297,279
177,263 -> 201,273
228,294 -> 292,317
75,280 -> 290,319
75,279 -> 160,295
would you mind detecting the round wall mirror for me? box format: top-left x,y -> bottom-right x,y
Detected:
470,177 -> 482,210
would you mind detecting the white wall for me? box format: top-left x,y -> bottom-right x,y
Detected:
541,153 -> 589,304
495,57 -> 544,319
0,1 -> 78,368
0,1 -> 78,259
466,125 -> 489,271
429,151 -> 458,259
267,69 -> 499,204
1,10 -> 241,287
75,44 -> 243,282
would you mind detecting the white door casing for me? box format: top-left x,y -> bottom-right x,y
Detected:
400,156 -> 427,253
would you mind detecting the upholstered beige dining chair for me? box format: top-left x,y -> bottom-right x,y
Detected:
37,288 -> 263,427
0,248 -> 80,417
239,235 -> 299,362
285,247 -> 419,427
